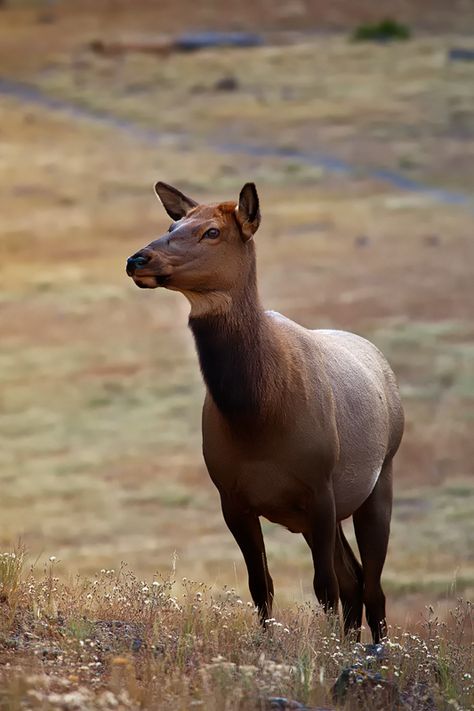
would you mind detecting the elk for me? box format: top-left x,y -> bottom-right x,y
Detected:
126,182 -> 404,642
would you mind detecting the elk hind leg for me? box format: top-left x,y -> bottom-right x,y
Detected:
353,458 -> 393,643
304,488 -> 340,615
334,522 -> 363,640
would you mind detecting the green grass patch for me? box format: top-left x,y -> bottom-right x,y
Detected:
352,19 -> 411,43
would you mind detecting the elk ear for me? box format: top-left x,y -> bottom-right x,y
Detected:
235,182 -> 261,241
154,181 -> 198,221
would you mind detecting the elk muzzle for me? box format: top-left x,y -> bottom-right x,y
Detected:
126,249 -> 171,289
126,253 -> 150,274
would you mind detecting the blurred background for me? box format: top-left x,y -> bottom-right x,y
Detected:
0,0 -> 473,626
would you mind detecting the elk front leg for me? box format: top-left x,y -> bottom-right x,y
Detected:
220,496 -> 274,625
306,487 -> 340,616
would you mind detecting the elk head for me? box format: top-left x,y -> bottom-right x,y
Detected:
126,182 -> 261,314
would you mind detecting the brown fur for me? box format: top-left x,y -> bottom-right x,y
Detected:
126,182 -> 404,642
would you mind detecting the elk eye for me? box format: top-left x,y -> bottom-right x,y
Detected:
203,228 -> 220,240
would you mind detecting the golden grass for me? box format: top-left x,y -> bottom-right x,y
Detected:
0,93 -> 473,608
0,3 -> 474,637
2,16 -> 474,194
0,554 -> 473,710
0,9 -> 473,709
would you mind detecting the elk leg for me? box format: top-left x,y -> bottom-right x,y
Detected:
220,497 -> 274,625
353,458 -> 393,643
306,489 -> 340,615
305,523 -> 362,637
334,523 -> 364,639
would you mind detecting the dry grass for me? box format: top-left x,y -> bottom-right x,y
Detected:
1,95 -> 473,606
0,8 -> 473,704
2,11 -> 474,194
0,553 -> 473,710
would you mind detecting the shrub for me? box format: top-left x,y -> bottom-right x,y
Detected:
352,18 -> 411,43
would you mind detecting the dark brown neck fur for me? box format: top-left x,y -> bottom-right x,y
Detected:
189,260 -> 280,421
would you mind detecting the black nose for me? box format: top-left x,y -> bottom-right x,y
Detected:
126,253 -> 150,275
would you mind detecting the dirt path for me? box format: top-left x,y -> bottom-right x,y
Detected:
1,75 -> 472,212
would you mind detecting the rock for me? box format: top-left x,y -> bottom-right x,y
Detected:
214,76 -> 239,92
401,681 -> 437,711
449,48 -> 474,62
423,234 -> 440,247
41,647 -> 61,659
354,235 -> 370,248
93,619 -> 147,654
332,644 -> 399,708
267,699 -> 307,710
0,636 -> 18,649
266,699 -> 333,711
89,37 -> 172,57
175,31 -> 263,52
332,666 -> 401,708
131,637 -> 143,652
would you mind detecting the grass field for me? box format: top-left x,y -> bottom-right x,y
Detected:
1,550 -> 473,710
0,2 -> 473,708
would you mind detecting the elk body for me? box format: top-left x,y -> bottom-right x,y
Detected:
126,182 -> 404,642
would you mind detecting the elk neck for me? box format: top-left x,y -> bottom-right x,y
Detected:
188,257 -> 283,422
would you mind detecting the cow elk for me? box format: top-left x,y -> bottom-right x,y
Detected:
126,181 -> 404,642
